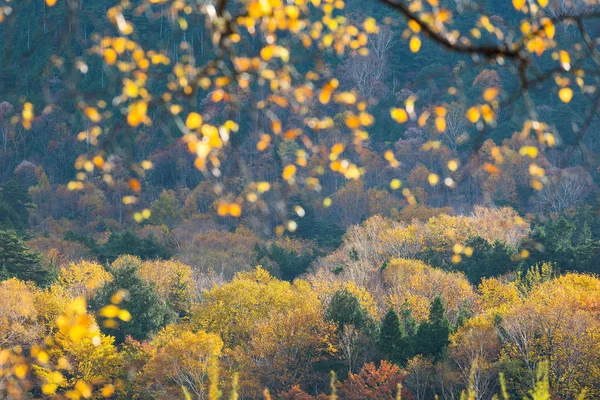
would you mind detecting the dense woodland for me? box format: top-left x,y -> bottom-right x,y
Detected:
2,0 -> 600,398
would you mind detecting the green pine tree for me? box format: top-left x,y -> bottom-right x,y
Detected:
574,223 -> 599,273
455,236 -> 518,284
325,288 -> 367,331
0,230 -> 53,286
415,296 -> 450,360
0,178 -> 34,234
378,308 -> 408,365
90,260 -> 177,344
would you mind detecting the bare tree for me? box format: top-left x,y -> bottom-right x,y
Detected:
341,27 -> 393,100
444,103 -> 468,151
545,0 -> 596,32
535,167 -> 591,213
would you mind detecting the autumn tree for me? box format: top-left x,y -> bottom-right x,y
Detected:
57,261 -> 112,299
137,259 -> 196,316
0,278 -> 40,347
337,360 -> 408,400
326,288 -> 377,374
138,326 -> 223,400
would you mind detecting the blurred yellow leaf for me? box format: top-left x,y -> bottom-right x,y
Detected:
118,309 -> 132,322
559,50 -> 571,70
261,46 -> 274,61
559,87 -> 573,103
127,101 -> 147,127
99,305 -> 120,318
128,178 -> 141,193
409,36 -> 421,53
466,107 -> 480,123
84,107 -> 101,123
332,143 -> 345,154
186,112 -> 203,130
364,18 -> 378,34
435,117 -> 446,132
447,159 -> 459,171
483,87 -> 499,102
513,0 -> 525,9
519,146 -> 538,158
104,49 -> 117,65
390,108 -> 408,123
428,173 -> 439,186
483,163 -> 499,174
283,164 -> 297,180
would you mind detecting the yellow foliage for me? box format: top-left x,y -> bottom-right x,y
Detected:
0,279 -> 41,347
477,277 -> 521,314
58,261 -> 112,299
192,267 -> 324,347
138,260 -> 195,313
383,258 -> 475,324
138,327 -> 223,399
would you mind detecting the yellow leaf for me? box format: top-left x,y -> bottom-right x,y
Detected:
512,0 -> 525,9
544,21 -> 555,39
483,87 -> 499,102
519,146 -> 538,158
282,164 -> 297,180
559,50 -> 571,71
346,115 -> 361,129
101,385 -> 115,398
104,48 -> 117,65
75,381 -> 92,398
261,46 -> 274,61
418,111 -> 430,127
127,101 -> 148,127
364,17 -> 379,34
466,107 -> 480,123
332,143 -> 345,154
186,112 -> 203,130
390,179 -> 402,190
124,80 -> 139,98
435,107 -> 447,117
319,89 -> 332,105
428,173 -> 439,186
481,104 -> 495,123
390,108 -> 408,123
211,90 -> 225,103
13,364 -> 28,379
435,116 -> 446,132
118,309 -> 132,322
538,0 -> 548,7
447,159 -> 459,171
100,305 -> 120,318
483,163 -> 499,174
559,87 -> 573,103
408,20 -> 421,33
46,0 -> 57,6
409,36 -> 422,53
128,178 -> 141,193
84,107 -> 101,123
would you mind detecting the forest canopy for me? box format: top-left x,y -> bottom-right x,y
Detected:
1,0 -> 600,398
